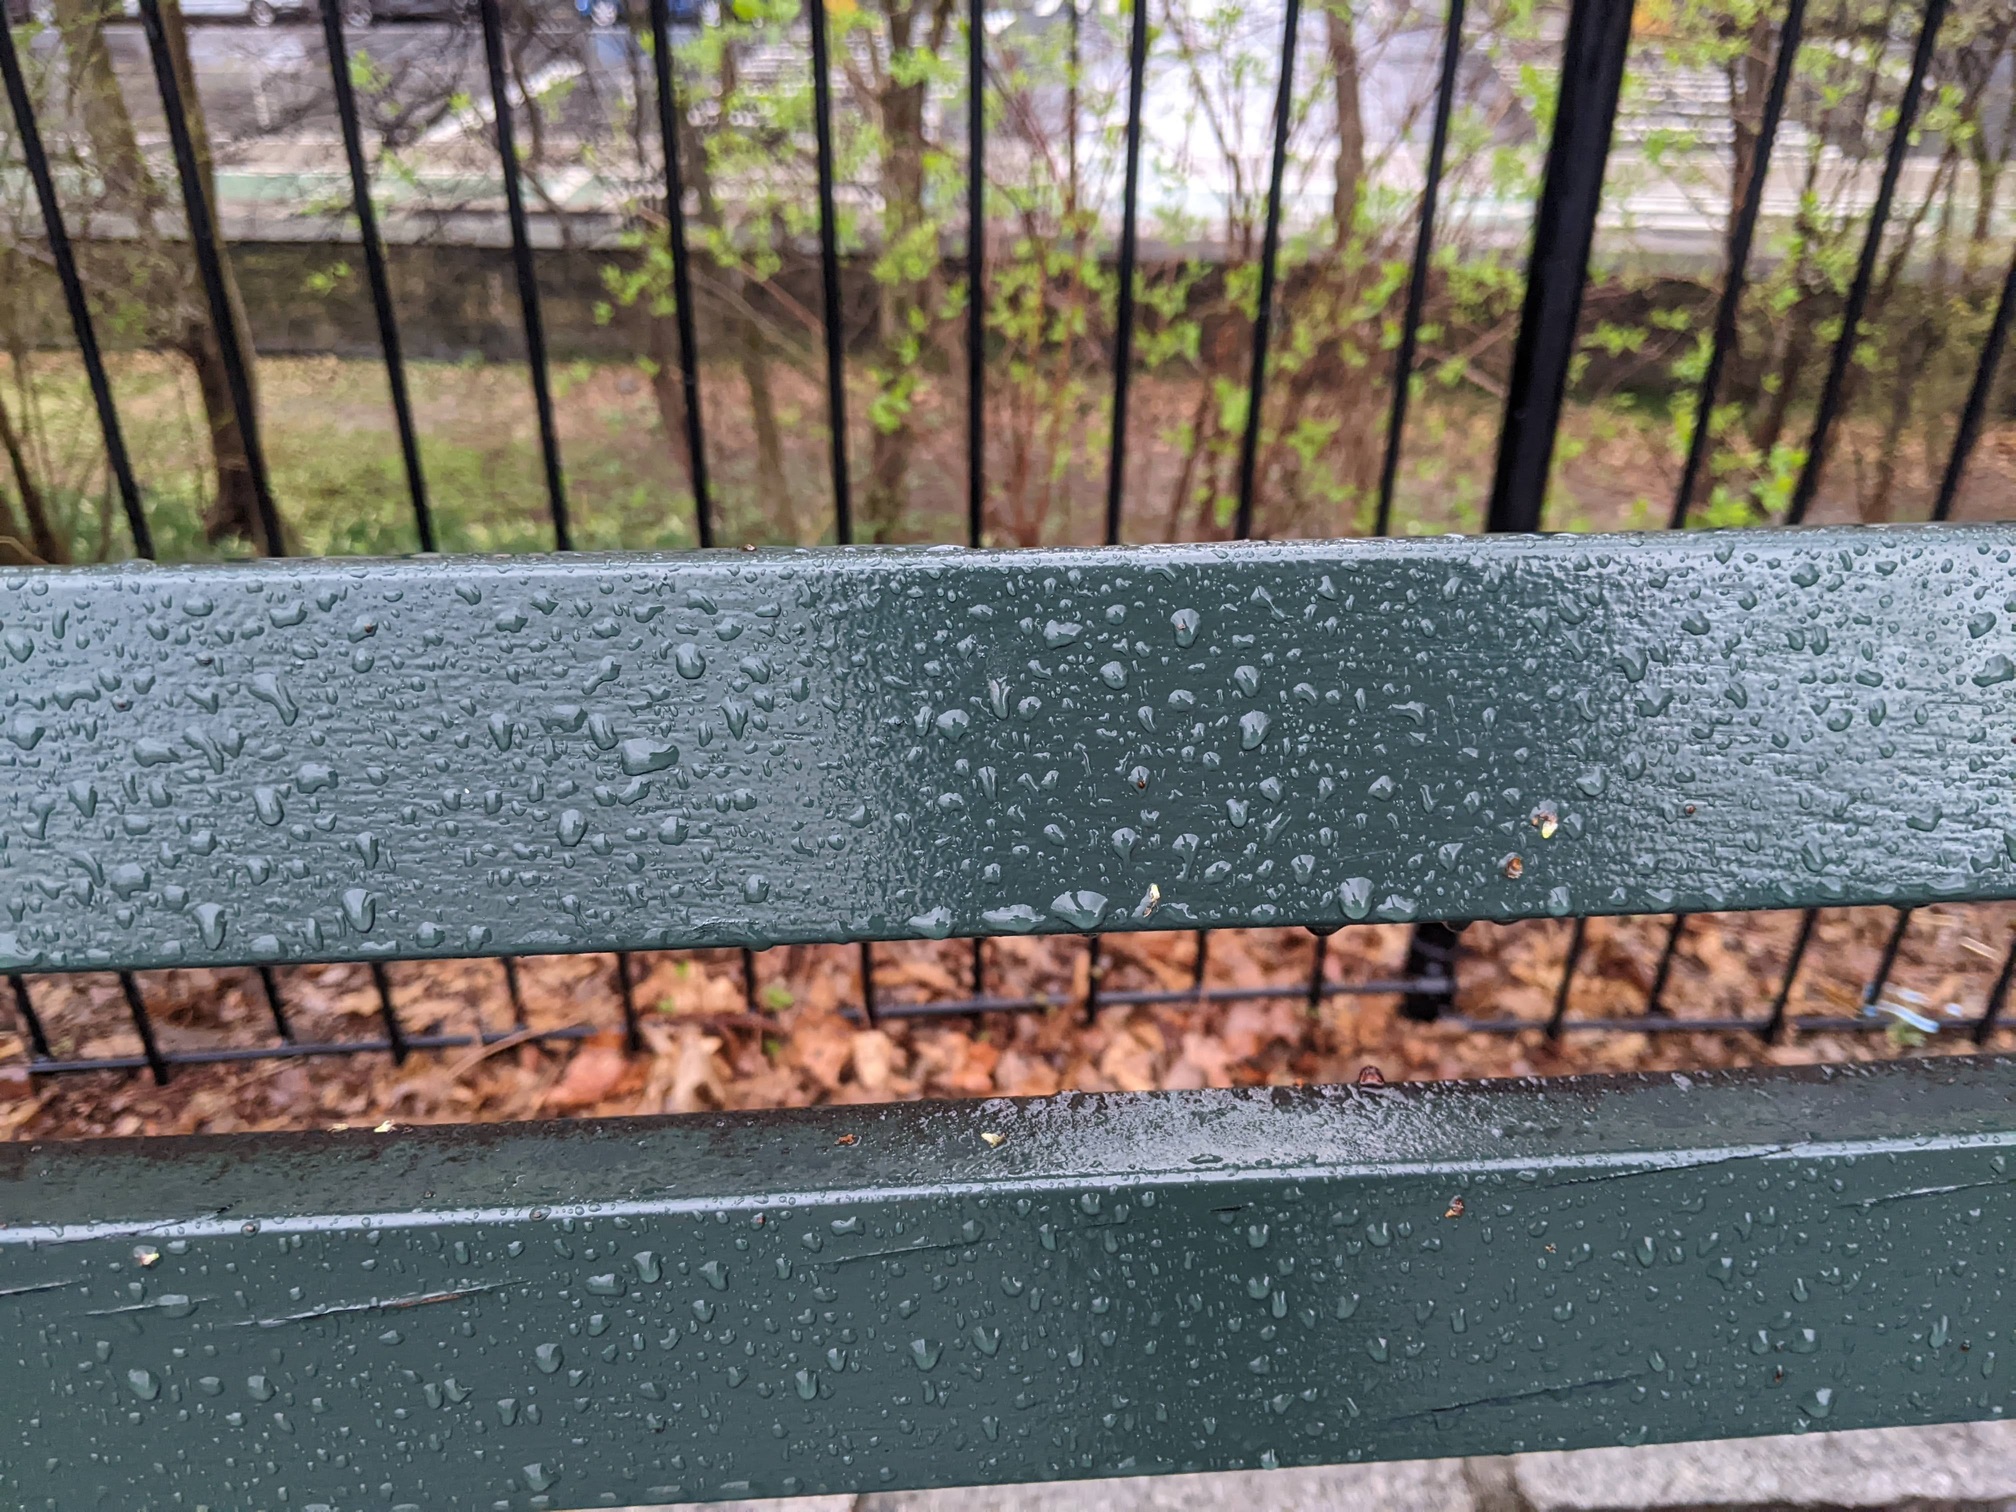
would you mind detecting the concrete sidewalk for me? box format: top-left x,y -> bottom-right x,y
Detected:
648,1420 -> 2016,1512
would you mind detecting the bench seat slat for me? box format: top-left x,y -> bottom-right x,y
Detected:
3,527 -> 2012,973
2,1057 -> 2013,1505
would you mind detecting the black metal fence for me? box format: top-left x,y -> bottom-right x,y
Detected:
4,0 -> 2016,1079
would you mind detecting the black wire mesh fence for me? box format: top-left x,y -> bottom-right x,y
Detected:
3,0 -> 2016,1079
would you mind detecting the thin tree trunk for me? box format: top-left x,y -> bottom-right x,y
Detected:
1725,13 -> 1769,236
643,304 -> 787,541
863,0 -> 944,541
679,61 -> 789,532
1713,10 -> 1766,429
645,312 -> 690,488
1863,317 -> 1934,522
1974,156 -> 2002,257
1327,0 -> 1365,246
1749,153 -> 1825,453
736,324 -> 790,534
1309,0 -> 1374,524
1162,384 -> 1215,541
1838,151 -> 1955,522
54,0 -> 269,550
0,386 -> 66,563
1752,298 -> 1811,461
53,0 -> 160,215
158,0 -> 270,550
182,314 -> 268,548
0,507 -> 36,566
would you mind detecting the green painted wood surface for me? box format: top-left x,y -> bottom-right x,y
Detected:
3,1056 -> 2014,1507
4,526 -> 2014,974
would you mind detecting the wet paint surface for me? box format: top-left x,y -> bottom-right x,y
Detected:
1,1058 -> 2012,1507
3,528 -> 2013,973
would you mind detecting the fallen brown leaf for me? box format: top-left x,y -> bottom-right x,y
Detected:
544,1035 -> 631,1112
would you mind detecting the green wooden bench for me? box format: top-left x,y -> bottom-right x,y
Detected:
3,526 -> 2014,1509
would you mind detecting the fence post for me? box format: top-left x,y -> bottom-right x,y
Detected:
1229,0 -> 1300,542
136,0 -> 283,556
1375,0 -> 1466,537
475,0 -> 570,549
1103,0 -> 1150,544
1398,919 -> 1463,1022
648,0 -> 713,547
1485,0 -> 1636,534
808,0 -> 852,546
320,0 -> 433,552
966,0 -> 986,550
1401,0 -> 1635,1020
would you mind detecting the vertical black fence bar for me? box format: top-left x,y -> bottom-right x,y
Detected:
1380,0 -> 1469,1014
8,976 -> 53,1062
1082,938 -> 1102,1023
1974,931 -> 2016,1045
369,962 -> 410,1063
966,0 -> 985,550
1860,907 -> 1914,1006
1761,908 -> 1818,1042
1301,928 -> 1327,1007
1230,0 -> 1300,542
1306,927 -> 1333,1010
1784,0 -> 1946,525
118,974 -> 169,1086
500,955 -> 529,1028
1398,921 -> 1461,1019
1931,246 -> 2016,522
1373,0 -> 1464,538
649,0 -> 713,546
808,0 -> 852,544
476,0 -> 570,548
321,0 -> 432,551
613,951 -> 642,1054
1102,0 -> 1150,544
857,941 -> 878,1026
964,0 -> 992,1012
1647,915 -> 1689,1012
479,0 -> 633,1013
1190,929 -> 1209,996
136,0 -> 283,557
1470,0 -> 1632,1023
1192,0 -> 1302,1002
256,966 -> 294,1043
1544,917 -> 1588,1038
742,949 -> 760,1014
0,19 -> 151,559
1093,0 -> 1149,1013
1669,0 -> 1806,529
1644,913 -> 1685,1015
1776,908 -> 1826,1020
116,973 -> 162,1073
810,0 -> 871,1013
1485,0 -> 1635,533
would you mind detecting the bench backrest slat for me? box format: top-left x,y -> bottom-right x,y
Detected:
2,1056 -> 2013,1502
4,526 -> 2010,975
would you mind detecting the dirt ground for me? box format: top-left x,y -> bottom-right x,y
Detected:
7,901 -> 2011,1142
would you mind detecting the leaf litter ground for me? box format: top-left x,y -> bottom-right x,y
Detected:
5,904 -> 2011,1139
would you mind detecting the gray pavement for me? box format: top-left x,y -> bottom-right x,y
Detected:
637,1419 -> 2016,1512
